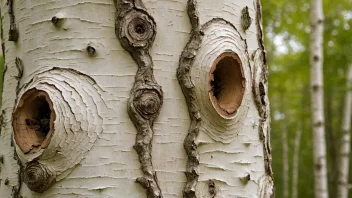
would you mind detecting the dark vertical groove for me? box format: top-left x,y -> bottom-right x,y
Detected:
177,1 -> 201,197
114,0 -> 163,197
7,0 -> 18,41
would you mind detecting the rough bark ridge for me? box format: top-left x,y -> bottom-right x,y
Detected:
177,0 -> 201,197
114,1 -> 163,197
253,0 -> 274,197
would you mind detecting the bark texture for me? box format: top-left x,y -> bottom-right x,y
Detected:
114,0 -> 163,197
177,1 -> 201,197
310,0 -> 328,197
0,0 -> 272,197
336,64 -> 352,198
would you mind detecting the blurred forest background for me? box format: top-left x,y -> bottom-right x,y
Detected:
263,0 -> 352,197
0,0 -> 351,197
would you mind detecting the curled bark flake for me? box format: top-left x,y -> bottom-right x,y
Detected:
176,1 -> 202,197
115,1 -> 163,197
7,0 -> 18,42
23,161 -> 55,193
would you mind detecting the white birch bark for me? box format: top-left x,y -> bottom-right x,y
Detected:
0,0 -> 273,197
310,0 -> 329,197
292,125 -> 302,198
336,64 -> 352,198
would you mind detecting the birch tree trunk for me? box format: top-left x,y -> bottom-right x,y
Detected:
310,0 -> 329,197
292,125 -> 302,198
336,64 -> 352,198
0,0 -> 273,197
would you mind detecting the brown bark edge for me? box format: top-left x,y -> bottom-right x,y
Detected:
114,0 -> 163,197
253,0 -> 274,197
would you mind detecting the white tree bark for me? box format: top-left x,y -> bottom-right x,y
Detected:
292,125 -> 302,198
336,64 -> 352,198
310,0 -> 329,197
0,0 -> 273,197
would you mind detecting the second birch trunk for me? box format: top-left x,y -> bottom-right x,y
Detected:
336,64 -> 352,198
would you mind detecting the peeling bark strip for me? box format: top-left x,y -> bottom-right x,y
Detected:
6,0 -> 18,41
114,1 -> 163,197
254,0 -> 274,197
177,1 -> 201,197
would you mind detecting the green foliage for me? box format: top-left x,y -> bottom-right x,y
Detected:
263,0 -> 352,197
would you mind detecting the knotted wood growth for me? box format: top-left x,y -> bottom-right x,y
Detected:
23,160 -> 55,193
177,1 -> 201,197
114,0 -> 163,197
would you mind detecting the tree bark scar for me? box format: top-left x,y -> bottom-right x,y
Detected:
7,0 -> 18,41
114,1 -> 163,197
177,1 -> 201,197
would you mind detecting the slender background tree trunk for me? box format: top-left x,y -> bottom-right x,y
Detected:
281,98 -> 289,198
292,124 -> 302,198
336,64 -> 352,198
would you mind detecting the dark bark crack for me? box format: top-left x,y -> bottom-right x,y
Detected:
7,0 -> 18,42
114,0 -> 163,197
